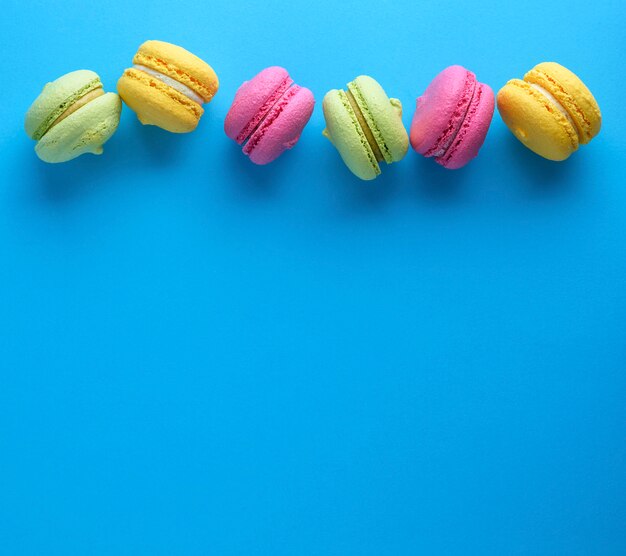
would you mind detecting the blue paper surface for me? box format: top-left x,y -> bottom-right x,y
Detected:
1,1 -> 625,554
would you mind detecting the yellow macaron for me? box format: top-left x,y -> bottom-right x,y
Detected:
497,62 -> 601,161
117,40 -> 219,133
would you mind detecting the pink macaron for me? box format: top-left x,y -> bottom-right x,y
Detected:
410,65 -> 495,169
224,66 -> 315,165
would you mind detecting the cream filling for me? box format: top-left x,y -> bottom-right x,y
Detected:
345,90 -> 384,163
530,83 -> 576,132
48,87 -> 105,133
133,64 -> 204,105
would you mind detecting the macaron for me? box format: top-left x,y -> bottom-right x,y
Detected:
322,76 -> 408,181
224,66 -> 315,165
497,62 -> 601,161
117,40 -> 219,133
410,65 -> 495,170
25,70 -> 121,163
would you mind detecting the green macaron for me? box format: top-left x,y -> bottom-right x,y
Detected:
322,75 -> 408,180
25,70 -> 122,163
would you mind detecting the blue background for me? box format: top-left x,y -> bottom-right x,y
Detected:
1,1 -> 625,554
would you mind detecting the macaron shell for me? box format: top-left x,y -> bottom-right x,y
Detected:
244,85 -> 314,165
438,83 -> 495,169
410,65 -> 474,156
34,92 -> 121,163
117,68 -> 203,133
350,75 -> 408,163
224,66 -> 292,143
322,89 -> 380,181
25,70 -> 101,140
497,79 -> 579,161
134,40 -> 219,102
524,62 -> 601,144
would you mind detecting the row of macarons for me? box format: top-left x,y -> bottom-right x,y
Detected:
25,40 -> 602,180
